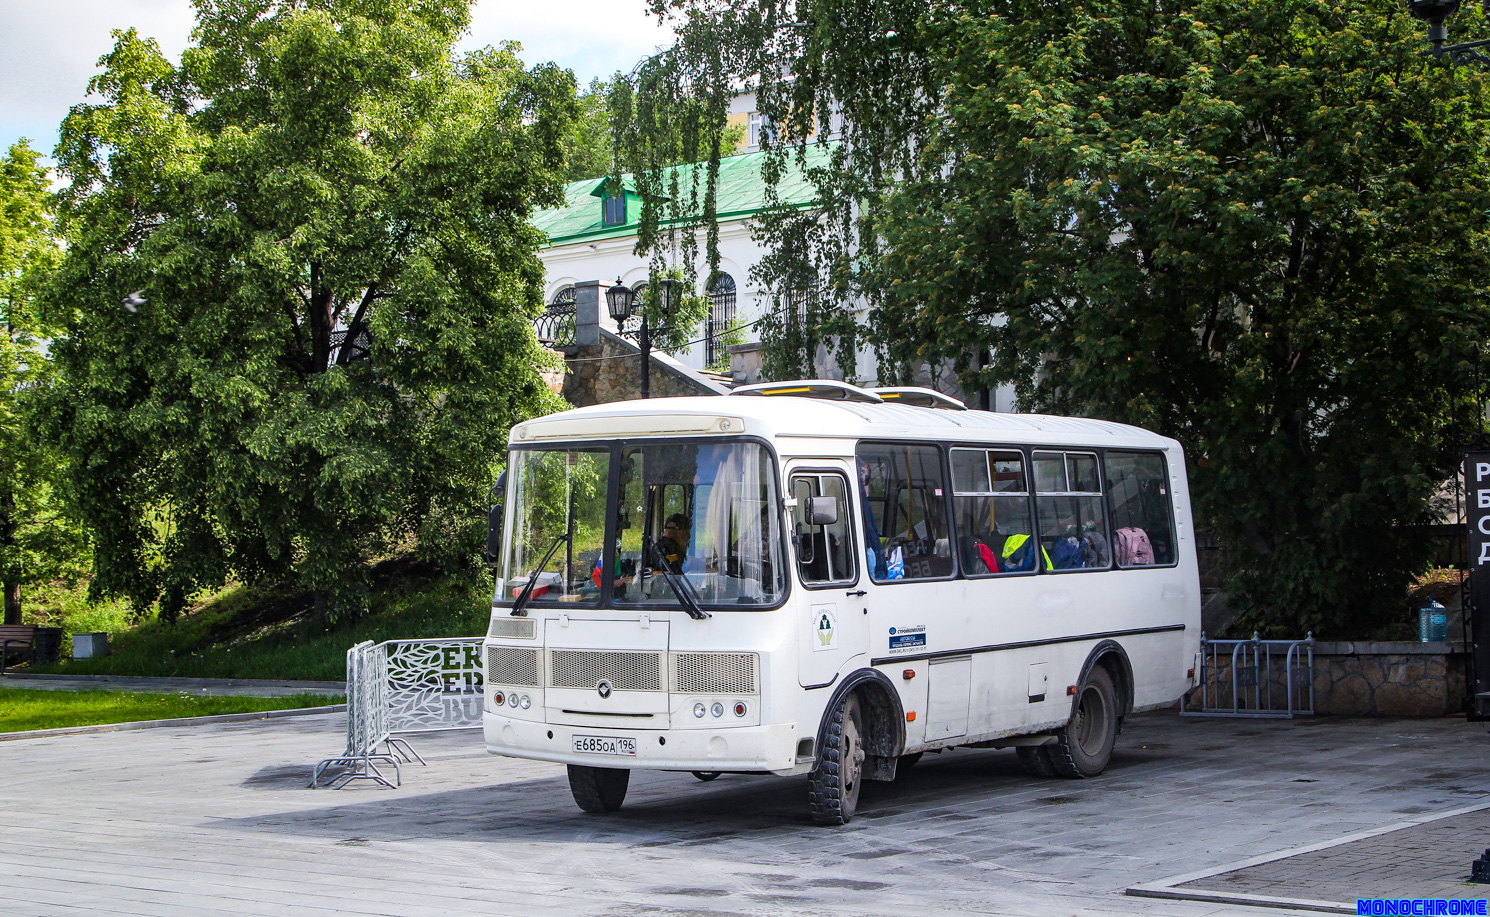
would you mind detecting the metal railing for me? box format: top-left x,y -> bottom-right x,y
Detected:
1181,632 -> 1315,718
310,637 -> 485,788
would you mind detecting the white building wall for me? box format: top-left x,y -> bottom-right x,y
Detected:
538,219 -> 770,372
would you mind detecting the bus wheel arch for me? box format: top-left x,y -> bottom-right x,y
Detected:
814,669 -> 905,783
1047,642 -> 1133,779
1073,640 -> 1134,723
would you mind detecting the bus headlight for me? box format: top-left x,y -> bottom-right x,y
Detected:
493,691 -> 505,707
693,703 -> 706,718
711,702 -> 724,718
734,702 -> 747,717
519,695 -> 531,709
507,693 -> 519,708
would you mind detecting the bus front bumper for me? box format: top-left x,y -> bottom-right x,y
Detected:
484,713 -> 800,775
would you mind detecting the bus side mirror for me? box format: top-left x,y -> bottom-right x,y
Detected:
486,471 -> 507,570
804,495 -> 838,526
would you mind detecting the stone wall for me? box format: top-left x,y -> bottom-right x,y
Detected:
1186,640 -> 1468,717
1311,641 -> 1468,717
562,329 -> 726,407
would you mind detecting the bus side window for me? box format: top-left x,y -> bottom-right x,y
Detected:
1034,451 -> 1111,572
951,448 -> 1037,576
790,473 -> 857,586
855,442 -> 953,582
1104,452 -> 1176,566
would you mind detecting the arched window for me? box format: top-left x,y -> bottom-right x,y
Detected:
705,273 -> 737,368
535,285 -> 576,347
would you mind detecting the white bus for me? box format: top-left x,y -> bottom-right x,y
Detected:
483,380 -> 1200,824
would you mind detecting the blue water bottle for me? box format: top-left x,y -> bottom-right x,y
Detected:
1418,597 -> 1448,643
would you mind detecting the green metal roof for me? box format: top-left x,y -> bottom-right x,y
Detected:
533,144 -> 835,248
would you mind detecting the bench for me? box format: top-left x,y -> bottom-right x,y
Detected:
0,625 -> 37,674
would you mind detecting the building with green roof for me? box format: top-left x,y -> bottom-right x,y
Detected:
534,143 -> 832,377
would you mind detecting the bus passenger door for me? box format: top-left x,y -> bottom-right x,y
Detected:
789,466 -> 869,688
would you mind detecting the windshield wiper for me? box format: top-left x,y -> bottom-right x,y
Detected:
643,533 -> 710,620
510,532 -> 571,617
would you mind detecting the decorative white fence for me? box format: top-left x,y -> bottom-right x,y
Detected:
310,637 -> 484,789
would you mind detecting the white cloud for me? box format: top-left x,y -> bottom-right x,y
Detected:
464,1 -> 675,85
0,0 -> 673,156
0,1 -> 194,153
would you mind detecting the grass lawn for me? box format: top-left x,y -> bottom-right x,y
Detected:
28,561 -> 493,682
0,687 -> 343,733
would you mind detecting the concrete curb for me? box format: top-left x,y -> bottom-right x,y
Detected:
1126,798 -> 1490,912
0,703 -> 346,743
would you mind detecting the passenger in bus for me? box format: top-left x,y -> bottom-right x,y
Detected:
657,514 -> 690,574
857,459 -> 888,579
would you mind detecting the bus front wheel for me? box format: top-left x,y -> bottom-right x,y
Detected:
1048,666 -> 1117,779
807,694 -> 866,826
568,764 -> 630,813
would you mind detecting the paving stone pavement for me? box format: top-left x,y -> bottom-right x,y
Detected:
1177,807 -> 1490,906
4,709 -> 1490,916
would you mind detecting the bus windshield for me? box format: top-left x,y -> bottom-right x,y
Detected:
503,441 -> 786,609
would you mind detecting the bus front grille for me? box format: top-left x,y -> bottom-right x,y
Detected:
549,650 -> 663,692
486,646 -> 540,686
674,653 -> 757,695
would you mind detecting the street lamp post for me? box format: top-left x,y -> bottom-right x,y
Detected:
605,277 -> 679,399
1409,1 -> 1490,66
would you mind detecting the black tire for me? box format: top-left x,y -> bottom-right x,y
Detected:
1048,665 -> 1118,779
691,771 -> 721,782
567,764 -> 630,813
1016,744 -> 1058,778
807,693 -> 866,825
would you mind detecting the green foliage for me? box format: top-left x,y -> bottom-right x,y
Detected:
0,687 -> 339,733
38,562 -> 492,681
0,141 -> 91,625
623,0 -> 1490,636
565,77 -> 617,181
42,1 -> 575,623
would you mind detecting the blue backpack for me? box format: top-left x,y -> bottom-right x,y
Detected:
1049,535 -> 1086,570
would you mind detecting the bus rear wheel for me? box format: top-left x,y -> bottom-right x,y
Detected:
1049,666 -> 1117,779
1015,745 -> 1058,778
567,764 -> 630,812
807,694 -> 866,825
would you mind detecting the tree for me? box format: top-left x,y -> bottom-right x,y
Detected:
622,0 -> 1490,636
0,141 -> 90,626
564,77 -> 616,182
43,0 -> 576,623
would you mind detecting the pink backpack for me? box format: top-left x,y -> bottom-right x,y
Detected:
1114,527 -> 1154,566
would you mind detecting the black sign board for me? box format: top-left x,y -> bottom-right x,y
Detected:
1465,452 -> 1490,718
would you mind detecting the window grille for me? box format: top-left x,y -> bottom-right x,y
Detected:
705,273 -> 737,367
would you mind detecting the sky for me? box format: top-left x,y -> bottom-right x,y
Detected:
0,0 -> 677,160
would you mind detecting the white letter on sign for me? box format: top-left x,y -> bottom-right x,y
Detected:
1479,543 -> 1490,565
1479,462 -> 1490,481
1481,516 -> 1490,536
1480,490 -> 1490,509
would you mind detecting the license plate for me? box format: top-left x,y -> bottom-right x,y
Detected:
573,735 -> 637,757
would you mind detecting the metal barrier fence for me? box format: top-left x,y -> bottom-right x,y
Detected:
310,637 -> 484,788
1181,632 -> 1315,718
